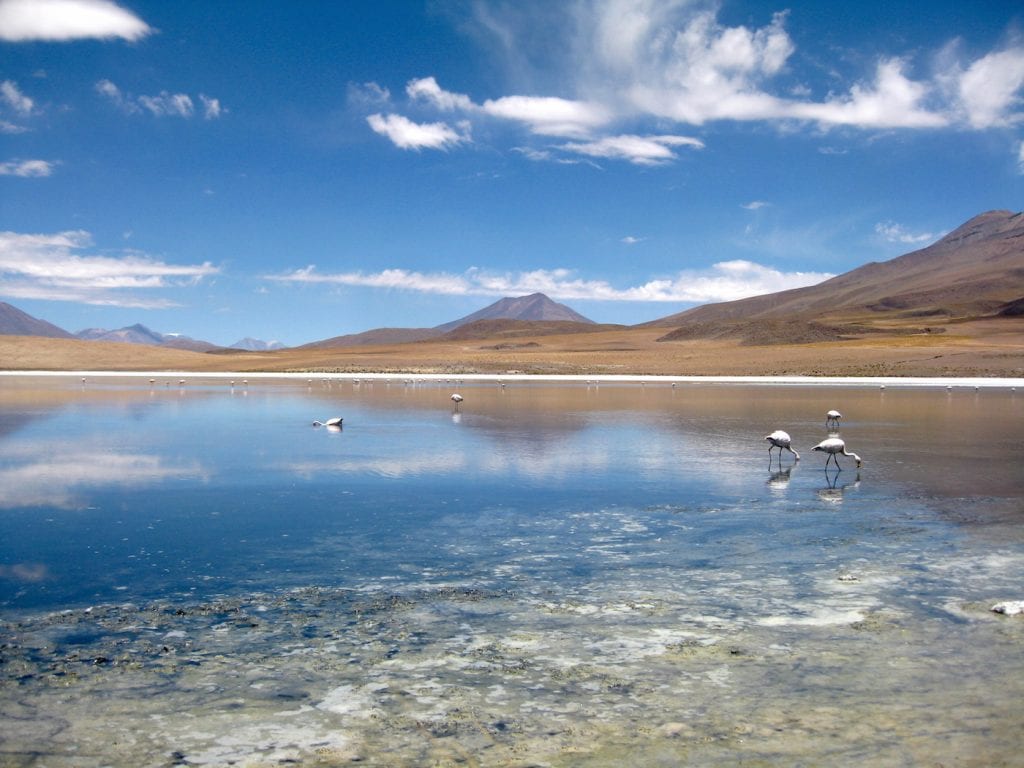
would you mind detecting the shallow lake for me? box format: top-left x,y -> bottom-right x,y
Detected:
1,375 -> 1022,766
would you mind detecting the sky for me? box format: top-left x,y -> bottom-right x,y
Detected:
1,0 -> 1022,347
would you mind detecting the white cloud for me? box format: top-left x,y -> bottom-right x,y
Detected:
268,261 -> 832,305
874,221 -> 939,245
377,0 -> 1024,160
0,229 -> 219,307
954,46 -> 1024,128
792,59 -> 947,128
1018,141 -> 1024,173
407,76 -> 474,111
199,94 -> 223,119
139,91 -> 194,118
1,79 -> 33,115
0,159 -> 55,177
621,235 -> 644,245
366,113 -> 469,150
0,0 -> 152,42
743,200 -> 768,210
561,133 -> 703,164
482,94 -> 611,138
95,79 -> 223,119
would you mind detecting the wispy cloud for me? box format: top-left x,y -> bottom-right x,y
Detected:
268,261 -> 832,304
363,2 -> 1024,163
874,221 -> 940,245
0,229 -> 219,307
621,235 -> 644,245
0,158 -> 55,177
742,200 -> 769,210
561,134 -> 704,165
95,79 -> 225,119
1,79 -> 33,114
0,0 -> 152,42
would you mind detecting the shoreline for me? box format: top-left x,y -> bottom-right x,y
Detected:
2,370 -> 1022,389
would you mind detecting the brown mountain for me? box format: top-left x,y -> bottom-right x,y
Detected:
0,302 -> 74,339
433,292 -> 594,333
299,327 -> 442,350
650,209 -> 1024,343
437,319 -> 623,342
303,293 -> 594,349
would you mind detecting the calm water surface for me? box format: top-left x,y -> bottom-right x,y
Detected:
1,375 -> 1022,766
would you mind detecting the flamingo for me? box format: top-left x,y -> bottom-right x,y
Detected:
826,409 -> 842,429
313,417 -> 343,427
812,437 -> 861,468
451,393 -> 463,410
765,430 -> 800,462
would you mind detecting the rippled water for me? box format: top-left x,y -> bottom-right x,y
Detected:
1,375 -> 1022,766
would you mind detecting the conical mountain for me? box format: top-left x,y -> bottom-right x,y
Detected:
434,293 -> 594,333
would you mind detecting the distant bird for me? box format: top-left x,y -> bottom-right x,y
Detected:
812,437 -> 861,468
313,417 -> 343,427
450,393 -> 463,410
765,430 -> 800,462
826,409 -> 842,429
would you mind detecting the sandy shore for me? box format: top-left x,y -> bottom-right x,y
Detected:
3,369 -> 1022,389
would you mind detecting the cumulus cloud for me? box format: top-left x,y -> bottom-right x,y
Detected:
268,261 -> 832,304
953,46 -> 1024,128
95,79 -> 224,119
0,159 -> 55,177
365,2 -> 1024,162
874,221 -> 940,245
0,229 -> 219,307
366,113 -> 470,150
0,0 -> 152,42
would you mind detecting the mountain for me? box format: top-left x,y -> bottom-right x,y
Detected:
299,328 -> 442,350
0,302 -> 74,339
231,337 -> 287,351
303,293 -> 594,349
76,323 -> 166,345
433,293 -> 594,333
438,319 -> 623,342
649,209 -> 1024,343
75,323 -> 221,352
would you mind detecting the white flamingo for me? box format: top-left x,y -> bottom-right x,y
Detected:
765,430 -> 800,462
812,437 -> 861,468
450,393 -> 463,410
313,417 -> 343,427
826,409 -> 842,429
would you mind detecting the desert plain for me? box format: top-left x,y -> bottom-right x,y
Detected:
2,315 -> 1023,379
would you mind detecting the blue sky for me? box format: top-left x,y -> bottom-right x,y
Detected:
1,0 -> 1022,346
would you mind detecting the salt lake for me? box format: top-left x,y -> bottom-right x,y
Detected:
1,374 -> 1022,766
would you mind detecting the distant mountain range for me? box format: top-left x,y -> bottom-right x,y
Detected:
2,211 -> 1021,351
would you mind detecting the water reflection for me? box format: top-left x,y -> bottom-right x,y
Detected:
0,376 -> 1022,766
0,442 -> 206,509
817,469 -> 861,503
